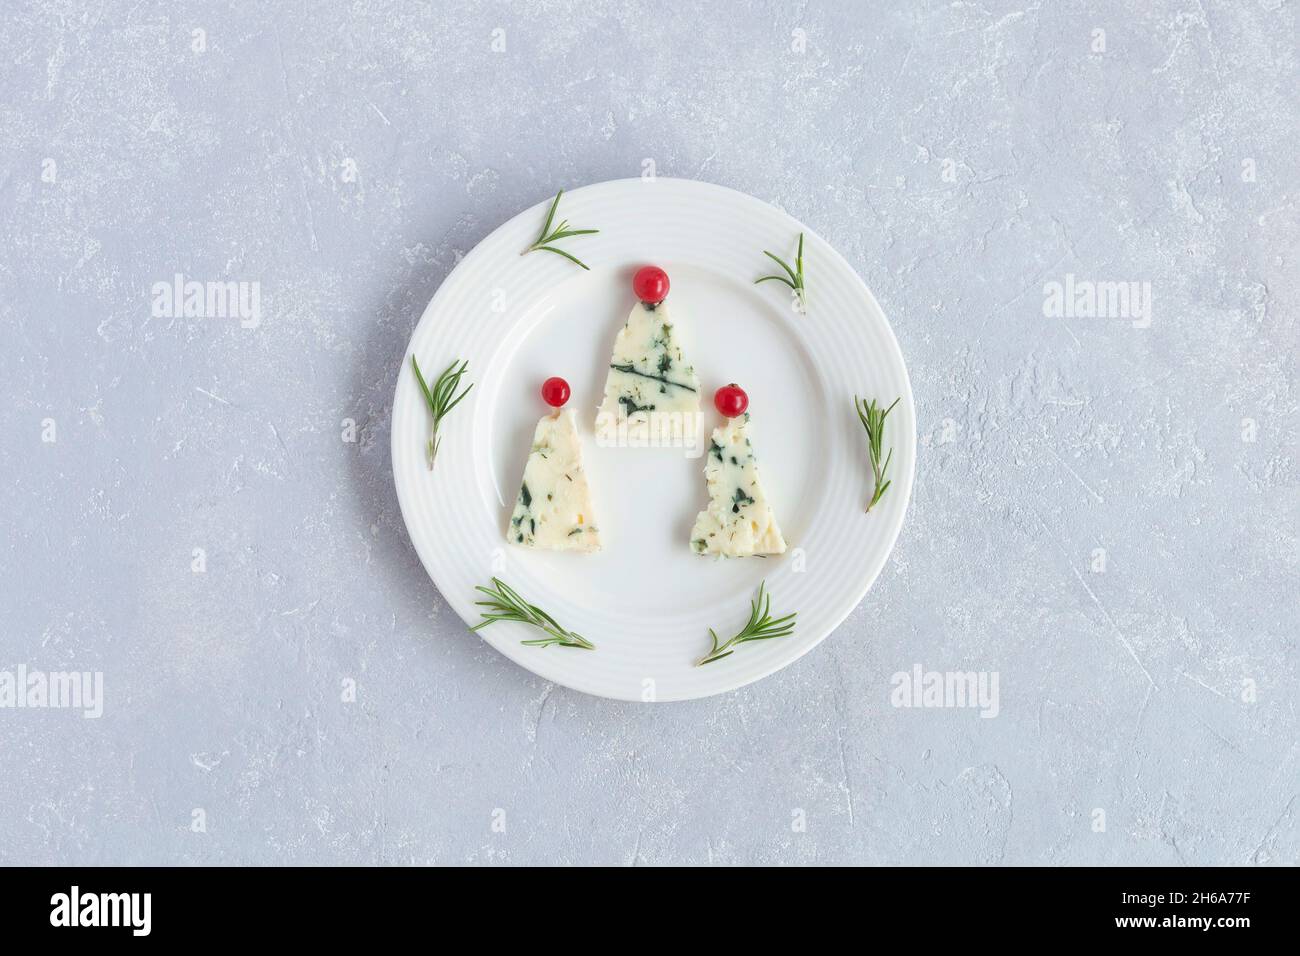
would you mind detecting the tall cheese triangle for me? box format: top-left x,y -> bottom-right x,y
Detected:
690,413 -> 786,557
508,408 -> 601,552
595,300 -> 700,442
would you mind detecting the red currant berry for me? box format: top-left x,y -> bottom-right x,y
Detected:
714,383 -> 748,418
541,376 -> 570,408
632,266 -> 670,305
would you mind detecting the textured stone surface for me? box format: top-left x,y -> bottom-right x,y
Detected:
1,1 -> 1296,865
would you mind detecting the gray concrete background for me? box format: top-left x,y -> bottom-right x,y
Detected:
1,0 -> 1296,865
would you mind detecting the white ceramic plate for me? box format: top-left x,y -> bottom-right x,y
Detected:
392,178 -> 914,701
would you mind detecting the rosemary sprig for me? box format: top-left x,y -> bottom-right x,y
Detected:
411,355 -> 473,469
855,395 -> 900,513
470,577 -> 595,650
755,232 -> 806,311
697,580 -> 797,666
522,189 -> 599,270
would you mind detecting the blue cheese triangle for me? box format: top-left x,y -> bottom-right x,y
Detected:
690,413 -> 786,557
508,409 -> 601,552
595,301 -> 700,443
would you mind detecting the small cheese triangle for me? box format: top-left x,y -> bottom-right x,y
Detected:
508,408 -> 601,552
595,300 -> 700,442
690,413 -> 786,557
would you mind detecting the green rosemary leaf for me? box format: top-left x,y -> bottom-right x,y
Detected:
856,395 -> 900,513
441,381 -> 474,417
763,250 -> 799,285
470,577 -> 595,650
535,245 -> 591,270
696,581 -> 797,666
523,189 -> 598,270
756,233 -> 807,310
412,354 -> 473,470
411,354 -> 436,408
540,189 -> 561,242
